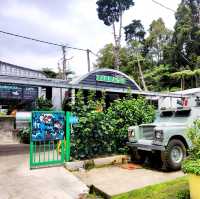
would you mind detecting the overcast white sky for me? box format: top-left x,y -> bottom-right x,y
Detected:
0,0 -> 180,76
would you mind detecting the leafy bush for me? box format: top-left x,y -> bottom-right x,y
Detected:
176,189 -> 190,199
182,120 -> 200,175
17,128 -> 30,144
36,96 -> 53,111
71,90 -> 155,160
105,98 -> 155,153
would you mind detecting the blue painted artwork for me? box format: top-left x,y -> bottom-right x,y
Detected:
70,116 -> 79,124
32,112 -> 65,141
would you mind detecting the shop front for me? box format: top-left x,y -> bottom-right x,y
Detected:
0,83 -> 38,115
71,69 -> 142,106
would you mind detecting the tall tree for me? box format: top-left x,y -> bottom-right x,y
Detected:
146,18 -> 172,65
170,0 -> 200,70
96,0 -> 134,70
124,20 -> 147,90
95,43 -> 142,86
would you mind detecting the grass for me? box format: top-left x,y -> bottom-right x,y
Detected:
112,176 -> 189,199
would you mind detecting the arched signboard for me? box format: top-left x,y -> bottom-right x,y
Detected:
76,69 -> 141,91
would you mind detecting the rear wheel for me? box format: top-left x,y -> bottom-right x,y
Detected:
161,139 -> 186,171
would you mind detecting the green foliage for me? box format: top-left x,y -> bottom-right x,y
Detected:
146,18 -> 172,65
124,20 -> 145,42
36,96 -> 53,111
96,43 -> 129,69
95,0 -> 200,91
71,90 -> 155,159
105,98 -> 155,153
171,70 -> 195,80
96,0 -> 134,26
144,64 -> 173,91
113,177 -> 189,199
182,120 -> 200,175
176,189 -> 190,199
42,68 -> 57,78
95,43 -> 148,88
17,128 -> 30,144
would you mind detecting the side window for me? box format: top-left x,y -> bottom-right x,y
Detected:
160,111 -> 174,117
175,109 -> 191,117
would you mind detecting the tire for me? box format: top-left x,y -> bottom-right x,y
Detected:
161,139 -> 186,171
129,149 -> 146,163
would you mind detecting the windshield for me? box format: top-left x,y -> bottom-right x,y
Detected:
154,109 -> 192,124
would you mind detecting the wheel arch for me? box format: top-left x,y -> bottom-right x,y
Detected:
168,135 -> 189,150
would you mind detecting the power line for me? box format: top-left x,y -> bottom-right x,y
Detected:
151,0 -> 176,13
0,29 -> 87,52
89,50 -> 98,57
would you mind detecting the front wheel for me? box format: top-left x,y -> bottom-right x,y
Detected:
161,139 -> 186,171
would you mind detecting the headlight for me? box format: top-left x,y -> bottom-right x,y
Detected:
155,130 -> 163,140
128,129 -> 135,138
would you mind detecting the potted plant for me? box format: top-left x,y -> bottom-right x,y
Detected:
182,119 -> 200,199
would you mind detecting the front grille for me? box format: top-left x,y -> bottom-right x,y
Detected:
141,126 -> 155,140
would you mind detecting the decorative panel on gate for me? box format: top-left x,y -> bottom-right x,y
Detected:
32,112 -> 65,141
30,111 -> 66,168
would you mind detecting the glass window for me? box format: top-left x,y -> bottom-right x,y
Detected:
160,111 -> 174,117
175,109 -> 191,117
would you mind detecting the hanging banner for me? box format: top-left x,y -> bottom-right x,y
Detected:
32,111 -> 65,141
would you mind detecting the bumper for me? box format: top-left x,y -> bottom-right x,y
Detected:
127,141 -> 165,151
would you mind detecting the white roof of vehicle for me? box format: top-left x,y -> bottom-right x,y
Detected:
174,88 -> 200,95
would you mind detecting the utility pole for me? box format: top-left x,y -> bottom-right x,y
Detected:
87,49 -> 91,72
62,46 -> 67,80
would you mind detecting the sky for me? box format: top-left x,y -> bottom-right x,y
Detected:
0,0 -> 181,77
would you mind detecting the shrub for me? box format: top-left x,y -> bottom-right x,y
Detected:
71,90 -> 155,160
17,128 -> 30,144
182,120 -> 200,175
35,96 -> 53,111
105,98 -> 155,153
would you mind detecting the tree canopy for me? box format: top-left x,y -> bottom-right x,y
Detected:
96,0 -> 134,26
124,20 -> 145,42
95,0 -> 200,91
96,0 -> 135,70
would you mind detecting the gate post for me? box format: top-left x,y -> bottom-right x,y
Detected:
66,112 -> 71,161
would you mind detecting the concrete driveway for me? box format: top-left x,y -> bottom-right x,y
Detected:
0,152 -> 88,199
75,165 -> 185,197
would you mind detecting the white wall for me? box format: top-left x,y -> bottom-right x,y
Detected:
52,88 -> 68,110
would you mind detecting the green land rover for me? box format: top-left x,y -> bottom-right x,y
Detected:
127,104 -> 200,170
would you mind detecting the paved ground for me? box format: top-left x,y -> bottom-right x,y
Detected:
74,165 -> 185,196
0,153 -> 88,199
0,130 -> 19,145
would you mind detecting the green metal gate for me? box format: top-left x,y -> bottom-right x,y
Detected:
30,111 -> 70,168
